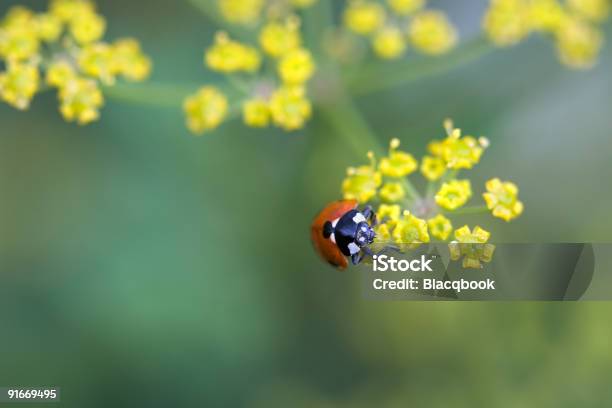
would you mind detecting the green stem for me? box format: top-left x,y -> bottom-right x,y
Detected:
347,36 -> 494,96
443,205 -> 489,215
103,82 -> 195,108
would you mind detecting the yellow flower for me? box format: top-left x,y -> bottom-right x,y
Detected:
483,178 -> 524,222
378,138 -> 418,177
259,20 -> 301,57
112,38 -> 152,81
387,0 -> 425,15
243,98 -> 270,127
408,10 -> 457,55
434,124 -> 486,169
50,0 -> 95,22
343,1 -> 386,35
380,182 -> 406,203
567,0 -> 610,22
0,62 -> 39,110
78,42 -> 117,85
69,8 -> 106,44
342,153 -> 382,203
428,214 -> 453,241
449,225 -> 495,268
269,86 -> 312,131
528,0 -> 566,32
420,155 -> 446,181
374,223 -> 393,243
35,13 -> 63,42
372,26 -> 406,59
206,32 -> 261,73
377,204 -> 401,221
278,48 -> 315,85
183,86 -> 229,134
46,60 -> 77,88
58,77 -> 104,124
0,20 -> 40,62
218,0 -> 264,25
435,179 -> 472,210
483,0 -> 531,46
555,16 -> 603,69
392,211 -> 430,248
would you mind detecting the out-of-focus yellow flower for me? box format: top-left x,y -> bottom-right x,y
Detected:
392,211 -> 430,248
0,14 -> 40,62
380,182 -> 406,203
183,86 -> 229,134
46,60 -> 76,88
483,178 -> 524,222
206,32 -> 261,73
112,38 -> 152,81
259,20 -> 301,57
50,0 -> 95,22
343,1 -> 386,35
374,222 -> 393,243
0,62 -> 39,110
372,26 -> 406,59
528,0 -> 566,32
449,225 -> 495,268
69,8 -> 106,44
378,204 -> 401,221
555,16 -> 603,69
435,179 -> 472,210
78,42 -> 116,85
379,138 -> 418,178
243,98 -> 270,127
58,77 -> 104,124
567,0 -> 610,22
35,13 -> 63,42
269,86 -> 312,131
278,48 -> 315,85
483,0 -> 531,46
420,155 -> 446,181
388,0 -> 425,15
408,10 -> 457,55
428,214 -> 452,241
218,0 -> 264,25
342,152 -> 382,203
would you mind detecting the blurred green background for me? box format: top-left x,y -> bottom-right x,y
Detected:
1,0 -> 612,406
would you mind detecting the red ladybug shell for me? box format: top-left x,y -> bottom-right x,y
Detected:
311,199 -> 358,269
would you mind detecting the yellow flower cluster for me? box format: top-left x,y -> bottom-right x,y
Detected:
339,119 -> 523,268
342,0 -> 457,60
0,1 -> 151,124
483,0 -> 609,69
184,9 -> 317,134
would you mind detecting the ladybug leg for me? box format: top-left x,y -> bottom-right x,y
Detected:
351,251 -> 365,265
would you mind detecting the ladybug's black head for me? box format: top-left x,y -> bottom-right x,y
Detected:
355,221 -> 375,247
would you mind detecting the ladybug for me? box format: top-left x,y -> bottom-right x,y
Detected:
311,200 -> 377,269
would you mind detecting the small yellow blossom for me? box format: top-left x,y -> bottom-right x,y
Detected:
449,225 -> 495,268
269,86 -> 312,131
528,0 -> 566,32
483,178 -> 524,222
78,43 -> 117,85
567,0 -> 610,22
278,48 -> 315,85
374,223 -> 393,243
46,60 -> 76,88
206,32 -> 261,73
377,204 -> 401,221
183,86 -> 229,134
387,0 -> 425,15
342,153 -> 382,203
243,99 -> 270,127
35,13 -> 63,42
343,1 -> 386,35
259,20 -> 301,57
408,10 -> 457,55
420,155 -> 446,181
433,125 -> 486,170
112,38 -> 152,81
428,214 -> 453,241
0,62 -> 40,110
379,138 -> 418,177
435,179 -> 472,210
555,16 -> 603,69
58,77 -> 104,124
392,211 -> 430,248
50,0 -> 95,22
380,182 -> 406,203
69,8 -> 106,44
372,26 -> 406,59
218,0 -> 264,25
483,0 -> 532,46
0,22 -> 40,62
